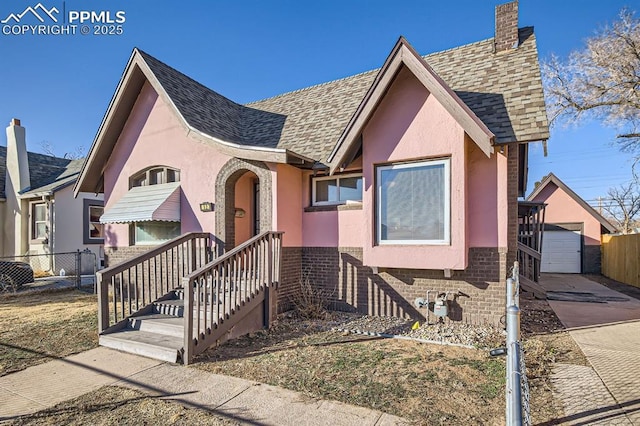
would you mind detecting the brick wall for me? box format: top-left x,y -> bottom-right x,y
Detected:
300,247 -> 507,325
278,246 -> 301,312
104,246 -> 153,267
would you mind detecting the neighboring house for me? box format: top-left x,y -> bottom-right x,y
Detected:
75,1 -> 549,325
527,173 -> 615,274
0,119 -> 104,269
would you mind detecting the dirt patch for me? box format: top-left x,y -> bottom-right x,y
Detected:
194,315 -> 505,425
584,274 -> 640,300
0,289 -> 98,376
7,385 -> 237,425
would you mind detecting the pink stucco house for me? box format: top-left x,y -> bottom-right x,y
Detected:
527,173 -> 615,274
75,2 -> 549,362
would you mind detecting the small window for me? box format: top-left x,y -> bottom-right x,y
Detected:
133,222 -> 181,245
83,200 -> 105,244
377,158 -> 450,245
89,207 -> 104,239
312,174 -> 363,206
32,203 -> 47,240
130,166 -> 180,188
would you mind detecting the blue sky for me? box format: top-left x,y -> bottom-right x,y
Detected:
0,0 -> 636,205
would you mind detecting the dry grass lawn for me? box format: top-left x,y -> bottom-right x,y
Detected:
0,290 -> 98,376
8,386 -> 237,426
195,320 -> 507,425
1,290 -> 584,425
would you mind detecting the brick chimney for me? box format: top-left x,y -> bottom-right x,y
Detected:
495,1 -> 519,52
5,118 -> 30,192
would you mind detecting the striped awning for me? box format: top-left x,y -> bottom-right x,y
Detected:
100,182 -> 181,224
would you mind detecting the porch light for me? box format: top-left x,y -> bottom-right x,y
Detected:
199,202 -> 214,212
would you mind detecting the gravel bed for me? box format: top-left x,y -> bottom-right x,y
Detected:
318,312 -> 505,349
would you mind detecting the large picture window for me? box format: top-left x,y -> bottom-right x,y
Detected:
312,173 -> 363,206
377,158 -> 450,245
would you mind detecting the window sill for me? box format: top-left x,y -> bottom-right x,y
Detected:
84,238 -> 105,245
304,203 -> 363,212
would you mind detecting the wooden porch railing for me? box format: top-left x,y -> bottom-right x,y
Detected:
517,242 -> 541,283
182,231 -> 282,364
517,242 -> 547,298
96,232 -> 213,333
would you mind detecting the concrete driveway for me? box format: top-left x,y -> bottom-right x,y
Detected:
538,274 -> 640,425
539,273 -> 640,328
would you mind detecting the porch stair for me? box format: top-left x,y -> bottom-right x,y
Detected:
96,231 -> 283,364
99,290 -> 185,363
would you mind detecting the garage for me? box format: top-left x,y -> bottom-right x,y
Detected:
541,229 -> 581,273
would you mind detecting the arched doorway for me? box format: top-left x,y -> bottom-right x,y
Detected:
215,158 -> 272,255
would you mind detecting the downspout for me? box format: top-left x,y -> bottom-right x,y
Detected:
47,196 -> 54,254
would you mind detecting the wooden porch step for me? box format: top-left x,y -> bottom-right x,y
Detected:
153,299 -> 184,317
99,329 -> 183,363
129,314 -> 184,338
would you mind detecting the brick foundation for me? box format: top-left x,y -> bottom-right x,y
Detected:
278,247 -> 302,312
300,247 -> 507,325
106,244 -> 508,325
104,246 -> 154,267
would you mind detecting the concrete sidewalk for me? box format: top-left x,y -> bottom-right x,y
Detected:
0,347 -> 406,425
540,274 -> 640,425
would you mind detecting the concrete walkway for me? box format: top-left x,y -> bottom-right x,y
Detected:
539,274 -> 640,425
0,347 -> 406,425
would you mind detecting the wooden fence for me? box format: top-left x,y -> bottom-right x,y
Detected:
601,234 -> 640,288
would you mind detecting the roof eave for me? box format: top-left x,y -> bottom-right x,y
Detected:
327,37 -> 495,175
75,49 -> 301,195
527,173 -> 617,233
74,49 -> 141,197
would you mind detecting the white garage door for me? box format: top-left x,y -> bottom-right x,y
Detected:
541,230 -> 581,273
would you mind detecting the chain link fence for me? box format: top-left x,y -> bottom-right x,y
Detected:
492,261 -> 530,425
0,250 -> 97,293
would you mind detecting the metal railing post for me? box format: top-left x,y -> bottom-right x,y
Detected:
76,250 -> 81,289
506,304 -> 523,425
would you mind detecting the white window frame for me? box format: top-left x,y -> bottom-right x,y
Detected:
376,158 -> 451,245
311,173 -> 363,206
31,202 -> 48,241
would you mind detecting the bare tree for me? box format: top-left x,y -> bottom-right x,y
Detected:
542,9 -> 640,152
39,140 -> 86,159
602,181 -> 640,234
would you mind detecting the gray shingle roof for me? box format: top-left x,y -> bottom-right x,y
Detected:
139,51 -> 285,149
0,146 -> 79,199
21,158 -> 83,196
249,27 -> 549,161
135,27 -> 548,164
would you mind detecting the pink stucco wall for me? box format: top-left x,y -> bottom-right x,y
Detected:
362,67 -> 467,269
301,169 -> 364,248
467,139 -> 509,248
532,182 -> 602,245
103,82 -> 231,247
299,67 -> 509,270
272,164 -> 303,247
